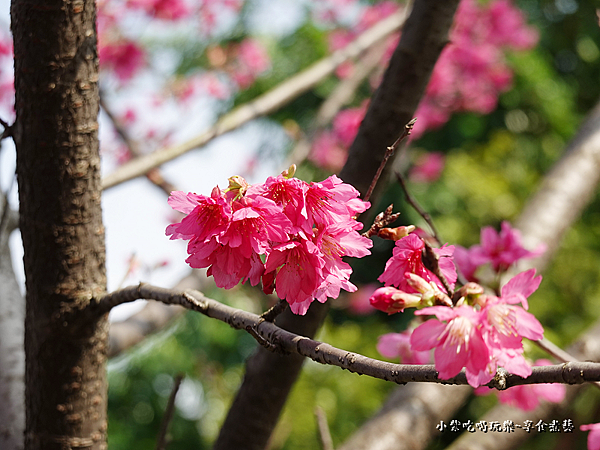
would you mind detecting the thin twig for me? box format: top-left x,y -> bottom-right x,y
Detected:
363,118 -> 416,205
361,204 -> 402,238
101,10 -> 410,190
155,374 -> 184,450
316,406 -> 335,450
395,171 -> 441,245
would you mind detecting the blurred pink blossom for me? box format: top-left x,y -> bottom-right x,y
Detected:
377,331 -> 430,364
309,131 -> 348,172
581,423 -> 600,450
475,359 -> 566,411
456,222 -> 546,280
346,283 -> 378,315
409,152 -> 445,183
127,0 -> 190,20
99,41 -> 145,81
231,39 -> 271,89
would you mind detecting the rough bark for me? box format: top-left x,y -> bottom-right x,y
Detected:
12,1 -> 108,449
213,1 -> 461,449
0,207 -> 25,450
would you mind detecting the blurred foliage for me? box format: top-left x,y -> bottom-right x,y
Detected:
108,1 -> 600,449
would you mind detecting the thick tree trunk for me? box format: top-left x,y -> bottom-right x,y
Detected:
12,1 -> 108,449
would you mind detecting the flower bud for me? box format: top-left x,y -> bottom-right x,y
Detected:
378,225 -> 416,241
452,282 -> 484,306
281,164 -> 296,179
369,286 -> 421,314
225,175 -> 249,200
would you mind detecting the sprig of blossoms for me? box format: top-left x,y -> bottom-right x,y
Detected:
166,166 -> 373,315
370,230 -> 545,388
410,269 -> 544,387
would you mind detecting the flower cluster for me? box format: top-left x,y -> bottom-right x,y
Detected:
309,0 -> 539,171
369,231 -> 544,388
166,167 -> 372,315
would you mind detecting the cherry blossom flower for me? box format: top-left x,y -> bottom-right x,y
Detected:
378,234 -> 457,294
581,423 -> 600,450
409,152 -> 445,183
411,305 -> 493,387
127,0 -> 190,20
455,222 -> 546,281
309,131 -> 348,172
264,239 -> 325,315
377,331 -> 430,365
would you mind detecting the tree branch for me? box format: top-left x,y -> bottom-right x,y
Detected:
100,95 -> 177,196
101,9 -> 411,190
91,283 -> 600,388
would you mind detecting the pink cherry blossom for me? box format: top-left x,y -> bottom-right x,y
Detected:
332,104 -> 366,147
264,239 -> 325,315
347,284 -> 378,315
377,331 -> 430,364
167,171 -> 372,315
455,222 -> 546,281
378,234 -> 456,294
166,187 -> 231,241
412,305 -> 493,387
127,0 -> 190,20
581,423 -> 600,450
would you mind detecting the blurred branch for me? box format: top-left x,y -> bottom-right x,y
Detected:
316,407 -> 335,450
338,383 -> 472,450
100,95 -> 177,196
288,38 -> 391,166
101,8 -> 410,191
92,283 -> 600,387
155,374 -> 183,450
107,270 -> 210,358
514,100 -> 600,273
395,171 -> 442,244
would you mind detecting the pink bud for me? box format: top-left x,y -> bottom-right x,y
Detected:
369,286 -> 421,314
